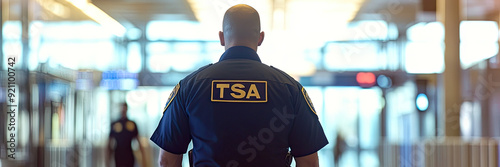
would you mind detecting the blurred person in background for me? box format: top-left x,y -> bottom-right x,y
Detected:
150,4 -> 328,167
333,130 -> 347,167
107,103 -> 147,167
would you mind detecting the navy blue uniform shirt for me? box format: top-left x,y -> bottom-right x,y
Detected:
151,46 -> 328,166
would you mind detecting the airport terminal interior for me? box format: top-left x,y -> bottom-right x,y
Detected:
1,0 -> 500,166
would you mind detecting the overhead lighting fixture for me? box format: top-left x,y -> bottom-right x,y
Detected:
186,0 -> 221,25
35,0 -> 71,18
66,0 -> 126,37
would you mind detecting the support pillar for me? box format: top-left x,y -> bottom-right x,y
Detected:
437,0 -> 462,136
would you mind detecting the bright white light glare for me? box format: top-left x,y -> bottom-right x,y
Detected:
39,40 -> 114,70
35,0 -> 70,18
460,101 -> 473,137
274,60 -> 316,76
66,0 -> 126,37
408,21 -> 498,42
347,20 -> 388,40
3,21 -> 22,40
407,22 -> 444,42
148,54 -> 171,72
324,43 -> 380,71
40,21 -> 113,40
146,21 -> 205,40
416,93 -> 429,111
127,43 -> 142,73
273,9 -> 285,30
460,21 -> 499,42
121,79 -> 138,90
460,42 -> 499,69
126,28 -> 142,40
171,54 -> 198,72
405,42 -> 444,74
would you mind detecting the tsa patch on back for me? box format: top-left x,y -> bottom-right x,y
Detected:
211,80 -> 267,103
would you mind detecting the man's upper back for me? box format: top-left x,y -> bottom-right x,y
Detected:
150,46 -> 328,166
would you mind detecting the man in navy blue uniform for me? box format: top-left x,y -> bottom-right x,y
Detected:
150,4 -> 328,167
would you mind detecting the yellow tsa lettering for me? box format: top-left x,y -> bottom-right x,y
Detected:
217,84 -> 230,98
246,84 -> 260,99
230,84 -> 246,99
211,80 -> 267,102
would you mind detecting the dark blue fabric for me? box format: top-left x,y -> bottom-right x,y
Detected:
219,46 -> 261,62
150,46 -> 328,166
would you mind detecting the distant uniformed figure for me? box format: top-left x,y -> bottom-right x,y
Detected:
150,4 -> 328,167
107,103 -> 146,167
333,131 -> 347,167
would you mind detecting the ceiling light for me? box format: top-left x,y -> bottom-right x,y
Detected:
66,0 -> 126,37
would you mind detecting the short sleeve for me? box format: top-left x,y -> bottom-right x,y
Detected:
150,83 -> 191,154
288,86 -> 329,157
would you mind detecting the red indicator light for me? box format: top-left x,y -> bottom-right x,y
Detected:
356,72 -> 376,87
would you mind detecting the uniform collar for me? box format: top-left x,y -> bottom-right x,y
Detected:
219,46 -> 261,62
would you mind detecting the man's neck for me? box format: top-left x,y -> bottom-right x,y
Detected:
225,43 -> 257,51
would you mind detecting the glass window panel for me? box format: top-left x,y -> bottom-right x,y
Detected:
361,151 -> 380,167
148,42 -> 171,54
125,87 -> 173,136
170,43 -> 202,72
340,150 -> 359,167
358,88 -> 382,149
386,81 -> 416,141
3,41 -> 23,70
324,42 -> 381,71
318,149 -> 334,167
407,22 -> 444,42
3,21 -> 22,40
460,21 -> 498,42
146,21 -> 206,40
405,42 -> 444,74
41,21 -> 113,40
324,87 -> 359,149
39,41 -> 115,70
127,42 -> 142,73
346,20 -> 389,41
460,42 -> 498,69
93,89 -> 110,143
147,42 -> 172,72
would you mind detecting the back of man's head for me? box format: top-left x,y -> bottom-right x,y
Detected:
221,4 -> 262,49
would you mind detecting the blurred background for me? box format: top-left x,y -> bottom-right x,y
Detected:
1,0 -> 500,166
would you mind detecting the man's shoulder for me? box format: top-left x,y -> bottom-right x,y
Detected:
179,64 -> 214,84
266,65 -> 301,87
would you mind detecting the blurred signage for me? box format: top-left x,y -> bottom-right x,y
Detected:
356,72 -> 376,87
100,71 -> 138,90
76,71 -> 94,90
138,72 -> 189,86
300,71 -> 401,88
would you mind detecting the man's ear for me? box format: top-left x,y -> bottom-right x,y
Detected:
258,31 -> 265,46
219,31 -> 225,46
